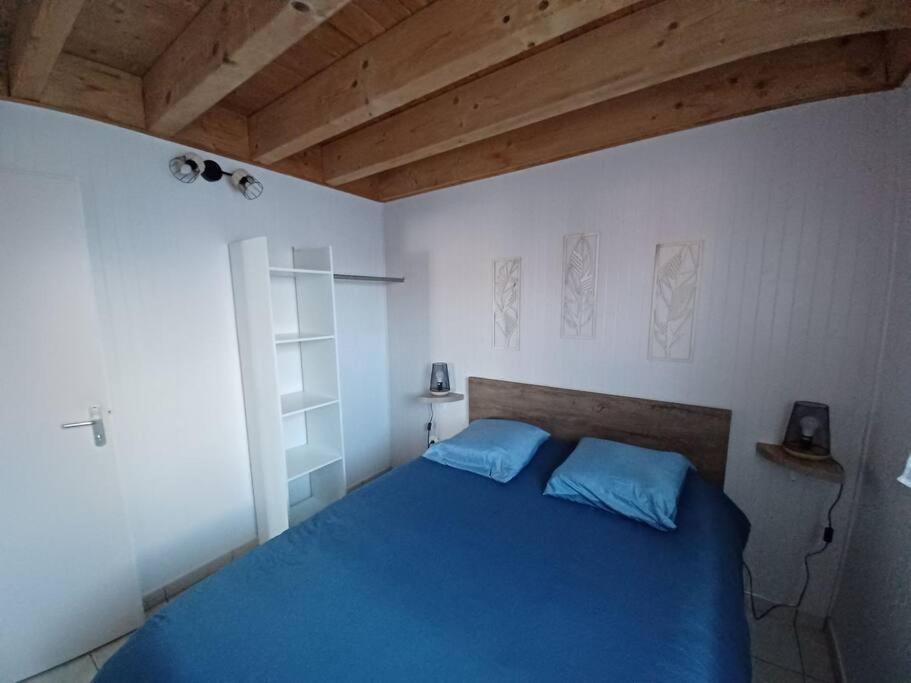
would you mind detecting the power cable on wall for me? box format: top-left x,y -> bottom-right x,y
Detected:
742,458 -> 844,682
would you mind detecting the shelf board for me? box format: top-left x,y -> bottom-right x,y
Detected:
274,333 -> 335,345
756,443 -> 844,483
280,391 -> 338,417
286,444 -> 343,483
418,392 -> 465,403
269,267 -> 331,277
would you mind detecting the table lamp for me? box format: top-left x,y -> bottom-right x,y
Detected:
429,363 -> 451,396
782,401 -> 831,461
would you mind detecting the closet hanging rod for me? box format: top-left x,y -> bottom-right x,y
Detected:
334,274 -> 405,284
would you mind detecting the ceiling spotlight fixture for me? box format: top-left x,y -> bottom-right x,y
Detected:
169,152 -> 264,200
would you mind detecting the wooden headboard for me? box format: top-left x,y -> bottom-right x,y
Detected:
467,377 -> 732,486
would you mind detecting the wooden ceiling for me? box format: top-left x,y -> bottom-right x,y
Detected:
0,0 -> 909,202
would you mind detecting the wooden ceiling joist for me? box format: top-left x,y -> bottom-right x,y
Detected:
342,34 -> 893,201
321,0 -> 911,186
144,0 -> 354,136
249,0 -> 649,164
8,0 -> 86,100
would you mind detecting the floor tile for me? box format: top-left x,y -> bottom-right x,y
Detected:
747,611 -> 802,672
89,633 -> 131,670
21,655 -> 96,683
752,658 -> 804,683
797,625 -> 835,682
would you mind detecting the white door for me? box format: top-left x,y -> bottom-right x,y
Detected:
0,170 -> 143,682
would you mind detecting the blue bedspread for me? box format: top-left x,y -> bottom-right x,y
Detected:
97,439 -> 751,682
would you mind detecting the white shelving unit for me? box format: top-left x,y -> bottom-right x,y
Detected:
229,237 -> 346,544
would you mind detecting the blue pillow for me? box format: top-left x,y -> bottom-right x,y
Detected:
544,437 -> 694,531
423,419 -> 549,482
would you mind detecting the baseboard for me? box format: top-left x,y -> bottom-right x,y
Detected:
142,471 -> 392,613
826,616 -> 847,683
347,467 -> 391,493
142,537 -> 258,611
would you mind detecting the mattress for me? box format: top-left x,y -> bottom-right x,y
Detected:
96,438 -> 751,682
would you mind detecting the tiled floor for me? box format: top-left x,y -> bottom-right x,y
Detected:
18,541 -> 259,683
748,603 -> 838,683
20,602 -> 163,683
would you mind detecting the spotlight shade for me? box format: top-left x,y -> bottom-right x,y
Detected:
232,169 -> 263,200
783,401 -> 831,460
429,363 -> 451,395
169,153 -> 204,183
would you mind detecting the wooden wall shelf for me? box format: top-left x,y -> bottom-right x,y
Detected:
756,443 -> 843,483
418,392 -> 464,403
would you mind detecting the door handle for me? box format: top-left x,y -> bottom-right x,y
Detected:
61,406 -> 106,446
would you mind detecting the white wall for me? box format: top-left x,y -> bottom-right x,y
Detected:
831,85 -> 911,681
0,101 -> 391,593
383,88 -> 909,616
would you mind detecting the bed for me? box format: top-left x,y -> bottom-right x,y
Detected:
96,378 -> 750,682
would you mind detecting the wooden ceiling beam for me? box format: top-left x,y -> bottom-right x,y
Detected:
249,0 -> 651,164
144,0 -> 354,137
342,34 -> 895,202
323,0 -> 911,186
9,0 -> 86,100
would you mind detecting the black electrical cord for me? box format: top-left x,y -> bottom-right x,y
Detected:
742,458 -> 844,681
426,403 -> 435,447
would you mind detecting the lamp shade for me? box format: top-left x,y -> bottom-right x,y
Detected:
429,363 -> 451,395
783,401 -> 831,460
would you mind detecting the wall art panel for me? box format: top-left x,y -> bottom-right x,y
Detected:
648,240 -> 702,361
493,257 -> 521,349
561,233 -> 599,339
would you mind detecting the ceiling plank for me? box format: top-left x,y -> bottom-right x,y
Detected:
342,34 -> 892,202
9,0 -> 87,100
221,22 -> 357,116
175,105 -> 252,162
64,0 -> 208,76
322,0 -> 911,186
222,1 -> 427,117
249,0 -> 650,164
885,29 -> 911,84
270,148 -> 325,185
40,52 -> 144,128
144,0 -> 354,137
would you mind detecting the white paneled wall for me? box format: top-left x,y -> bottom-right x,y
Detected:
384,87 -> 909,617
831,85 -> 911,682
0,101 -> 390,593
